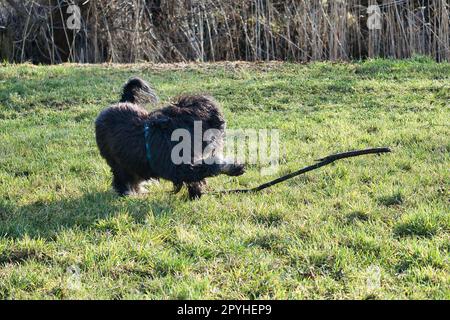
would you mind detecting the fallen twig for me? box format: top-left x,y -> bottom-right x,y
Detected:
219,147 -> 392,194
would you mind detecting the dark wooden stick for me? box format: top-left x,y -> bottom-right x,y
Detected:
219,147 -> 391,194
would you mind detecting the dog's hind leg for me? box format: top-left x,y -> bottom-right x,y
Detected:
134,181 -> 149,195
111,166 -> 137,196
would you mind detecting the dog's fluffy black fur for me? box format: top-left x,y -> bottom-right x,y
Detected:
95,77 -> 244,199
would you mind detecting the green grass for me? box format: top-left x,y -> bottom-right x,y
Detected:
0,57 -> 449,299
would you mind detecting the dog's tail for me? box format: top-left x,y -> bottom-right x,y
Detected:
120,77 -> 159,105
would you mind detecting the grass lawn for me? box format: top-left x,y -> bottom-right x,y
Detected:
0,57 -> 448,299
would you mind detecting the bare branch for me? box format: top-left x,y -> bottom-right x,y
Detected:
219,147 -> 392,194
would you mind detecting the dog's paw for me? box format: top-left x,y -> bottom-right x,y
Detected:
227,163 -> 246,176
188,191 -> 202,200
118,190 -> 134,197
136,186 -> 149,195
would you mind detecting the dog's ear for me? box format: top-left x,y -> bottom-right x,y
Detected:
152,116 -> 171,128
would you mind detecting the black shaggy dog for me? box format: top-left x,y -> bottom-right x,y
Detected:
95,77 -> 245,199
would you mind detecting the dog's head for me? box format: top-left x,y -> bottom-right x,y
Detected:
120,77 -> 159,105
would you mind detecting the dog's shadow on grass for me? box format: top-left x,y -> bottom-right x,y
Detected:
0,191 -> 175,240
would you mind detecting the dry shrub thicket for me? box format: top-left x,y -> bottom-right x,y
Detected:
0,0 -> 448,64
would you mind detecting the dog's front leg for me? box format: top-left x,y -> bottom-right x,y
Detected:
174,157 -> 245,184
201,156 -> 246,178
186,180 -> 207,199
214,157 -> 246,177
